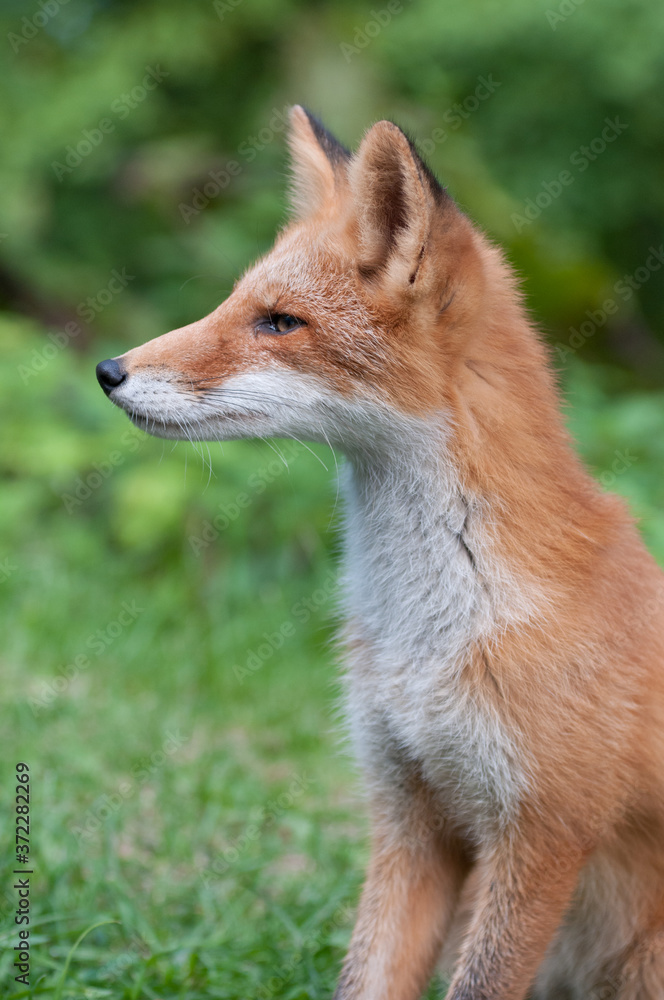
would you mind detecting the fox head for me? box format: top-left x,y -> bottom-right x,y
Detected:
97,106 -> 530,459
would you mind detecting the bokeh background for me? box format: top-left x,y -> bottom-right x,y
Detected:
1,1 -> 663,996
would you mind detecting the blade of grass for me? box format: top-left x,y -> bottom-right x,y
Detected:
53,920 -> 119,1000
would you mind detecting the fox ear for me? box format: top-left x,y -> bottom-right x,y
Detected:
349,120 -> 442,290
287,106 -> 350,220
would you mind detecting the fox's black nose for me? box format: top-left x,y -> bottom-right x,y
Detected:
96,358 -> 126,396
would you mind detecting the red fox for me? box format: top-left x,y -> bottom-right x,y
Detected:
96,107 -> 664,999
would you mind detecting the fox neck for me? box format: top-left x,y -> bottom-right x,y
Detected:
339,419 -> 495,667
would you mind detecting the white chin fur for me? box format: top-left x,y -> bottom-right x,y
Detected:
108,366 -> 417,452
109,369 -> 283,442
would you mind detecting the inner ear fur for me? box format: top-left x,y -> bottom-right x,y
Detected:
287,105 -> 350,220
349,120 -> 443,290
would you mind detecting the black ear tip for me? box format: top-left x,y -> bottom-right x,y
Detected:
401,130 -> 448,204
296,107 -> 351,164
295,104 -> 319,124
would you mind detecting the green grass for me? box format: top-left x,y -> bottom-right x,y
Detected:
1,315 -> 663,997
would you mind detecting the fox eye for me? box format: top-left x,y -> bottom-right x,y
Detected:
257,313 -> 305,335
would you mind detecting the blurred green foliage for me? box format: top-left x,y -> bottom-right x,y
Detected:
0,0 -> 663,373
0,1 -> 663,995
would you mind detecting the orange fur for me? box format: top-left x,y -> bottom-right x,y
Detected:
98,107 -> 664,999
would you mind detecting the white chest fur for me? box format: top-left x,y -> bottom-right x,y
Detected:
339,439 -> 528,839
178,366 -> 529,838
